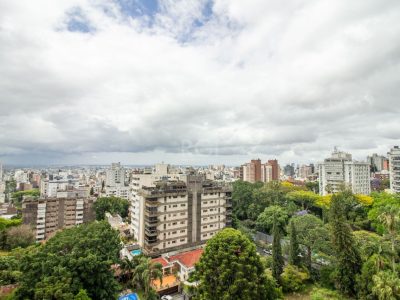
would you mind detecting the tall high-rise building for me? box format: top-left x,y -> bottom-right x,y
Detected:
318,149 -> 370,196
283,164 -> 295,177
388,146 -> 400,193
0,161 -> 3,181
261,163 -> 273,182
240,159 -> 278,183
106,162 -> 125,187
137,175 -> 232,256
268,159 -> 279,181
22,197 -> 95,241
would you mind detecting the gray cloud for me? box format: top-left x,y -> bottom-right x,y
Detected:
0,0 -> 400,165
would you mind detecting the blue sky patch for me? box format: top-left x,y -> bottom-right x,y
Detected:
116,0 -> 158,18
65,7 -> 95,33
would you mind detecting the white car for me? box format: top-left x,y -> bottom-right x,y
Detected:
161,296 -> 173,300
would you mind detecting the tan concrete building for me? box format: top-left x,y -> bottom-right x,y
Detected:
22,197 -> 95,241
138,175 -> 232,256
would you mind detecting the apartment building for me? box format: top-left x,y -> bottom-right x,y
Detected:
137,175 -> 232,256
22,197 -> 95,241
130,164 -> 182,243
388,146 -> 400,193
106,162 -> 125,187
240,159 -> 279,183
319,149 -> 371,196
40,175 -> 80,197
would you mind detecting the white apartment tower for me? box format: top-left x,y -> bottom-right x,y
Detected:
106,163 -> 125,187
388,146 -> 400,193
319,148 -> 371,196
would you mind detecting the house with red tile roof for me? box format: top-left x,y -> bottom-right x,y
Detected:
151,248 -> 204,294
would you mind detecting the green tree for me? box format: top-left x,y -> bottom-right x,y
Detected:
368,193 -> 400,234
305,181 -> 319,194
15,221 -> 121,299
372,271 -> 400,300
330,193 -> 362,296
93,196 -> 130,220
11,189 -> 40,207
195,228 -> 281,300
290,214 -> 331,270
357,253 -> 390,300
377,205 -> 400,272
89,187 -> 94,196
286,190 -> 320,210
0,217 -> 22,249
5,224 -> 35,250
132,256 -> 163,298
271,219 -> 284,282
74,289 -> 92,300
281,264 -> 309,292
256,205 -> 289,234
232,181 -> 257,220
289,219 -> 301,267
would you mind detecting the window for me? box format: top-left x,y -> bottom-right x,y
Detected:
180,230 -> 185,233
181,204 -> 185,207
180,238 -> 185,242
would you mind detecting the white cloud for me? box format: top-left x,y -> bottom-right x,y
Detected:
0,0 -> 400,165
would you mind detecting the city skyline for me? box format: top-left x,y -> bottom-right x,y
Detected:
1,1 -> 400,165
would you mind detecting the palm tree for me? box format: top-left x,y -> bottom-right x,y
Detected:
378,205 -> 400,272
119,257 -> 139,286
132,256 -> 163,298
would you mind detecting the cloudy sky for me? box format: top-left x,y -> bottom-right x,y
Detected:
0,0 -> 400,166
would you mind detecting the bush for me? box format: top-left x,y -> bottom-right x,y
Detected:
310,287 -> 344,300
281,264 -> 309,292
318,265 -> 336,289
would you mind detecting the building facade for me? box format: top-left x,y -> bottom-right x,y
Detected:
240,159 -> 279,183
137,175 -> 232,256
367,153 -> 389,172
106,162 -> 125,187
318,149 -> 370,195
388,146 -> 400,193
22,197 -> 95,241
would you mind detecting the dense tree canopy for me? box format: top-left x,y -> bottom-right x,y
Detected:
256,205 -> 289,234
195,228 -> 282,300
5,224 -> 35,250
93,196 -> 130,220
14,221 -> 121,299
330,192 -> 362,296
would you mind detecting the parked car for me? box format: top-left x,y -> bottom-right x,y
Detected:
161,296 -> 173,300
263,249 -> 272,255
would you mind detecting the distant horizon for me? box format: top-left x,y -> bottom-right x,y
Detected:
0,145 -> 396,169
